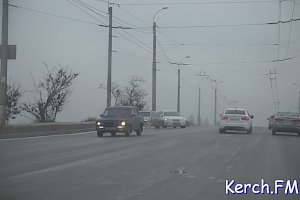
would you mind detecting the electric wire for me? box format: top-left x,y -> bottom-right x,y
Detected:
8,3 -> 108,27
112,1 -> 277,6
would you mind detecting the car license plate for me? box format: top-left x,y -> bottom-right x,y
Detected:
230,117 -> 239,121
106,127 -> 116,131
283,122 -> 294,126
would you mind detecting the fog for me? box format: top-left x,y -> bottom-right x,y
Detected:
2,0 -> 300,126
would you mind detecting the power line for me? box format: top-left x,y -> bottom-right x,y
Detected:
117,5 -> 150,27
157,42 -> 279,47
112,0 -> 277,6
8,3 -> 108,27
66,0 -> 157,58
73,0 -> 151,33
67,0 -> 107,25
94,0 -> 109,3
156,29 -> 188,56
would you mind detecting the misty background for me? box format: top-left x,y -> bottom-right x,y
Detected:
1,0 -> 300,126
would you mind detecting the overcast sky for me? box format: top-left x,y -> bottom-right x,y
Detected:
1,0 -> 300,126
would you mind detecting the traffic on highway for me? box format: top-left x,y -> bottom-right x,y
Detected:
1,0 -> 300,200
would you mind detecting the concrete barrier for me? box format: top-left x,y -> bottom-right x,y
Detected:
0,122 -> 95,139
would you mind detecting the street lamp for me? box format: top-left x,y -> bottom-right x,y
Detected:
152,7 -> 168,111
293,83 -> 300,114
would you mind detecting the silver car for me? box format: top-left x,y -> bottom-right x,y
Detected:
139,111 -> 164,128
272,112 -> 300,135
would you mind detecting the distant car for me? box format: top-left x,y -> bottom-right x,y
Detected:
96,106 -> 144,137
159,110 -> 186,128
219,108 -> 253,134
267,115 -> 275,130
272,112 -> 300,135
139,111 -> 164,128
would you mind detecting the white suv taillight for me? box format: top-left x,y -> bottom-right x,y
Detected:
241,116 -> 250,121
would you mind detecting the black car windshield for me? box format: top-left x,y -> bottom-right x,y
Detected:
277,112 -> 299,118
102,108 -> 130,117
225,109 -> 246,115
164,112 -> 181,116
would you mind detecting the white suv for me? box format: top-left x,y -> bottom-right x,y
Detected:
219,108 -> 253,134
159,111 -> 186,128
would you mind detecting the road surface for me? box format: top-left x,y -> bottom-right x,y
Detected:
0,126 -> 299,200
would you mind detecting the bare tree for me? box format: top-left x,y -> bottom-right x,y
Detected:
99,82 -> 122,106
23,64 -> 79,123
6,79 -> 23,122
99,76 -> 148,110
119,76 -> 147,111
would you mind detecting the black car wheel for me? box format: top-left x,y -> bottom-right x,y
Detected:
247,127 -> 252,134
136,124 -> 143,136
125,125 -> 132,136
97,131 -> 103,137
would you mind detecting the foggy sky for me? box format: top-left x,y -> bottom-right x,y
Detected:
1,0 -> 300,126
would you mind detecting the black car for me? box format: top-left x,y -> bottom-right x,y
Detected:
96,106 -> 144,137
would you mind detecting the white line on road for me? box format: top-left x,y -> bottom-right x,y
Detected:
0,130 -> 96,141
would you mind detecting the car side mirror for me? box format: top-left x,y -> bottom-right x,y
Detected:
267,118 -> 269,120
100,114 -> 104,117
219,114 -> 223,117
250,115 -> 254,119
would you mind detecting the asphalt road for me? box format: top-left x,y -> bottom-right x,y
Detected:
0,126 -> 299,200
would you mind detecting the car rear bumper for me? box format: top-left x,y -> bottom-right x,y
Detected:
220,122 -> 251,130
164,121 -> 186,127
273,125 -> 300,133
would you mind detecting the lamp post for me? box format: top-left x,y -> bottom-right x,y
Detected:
152,7 -> 168,111
293,83 -> 300,114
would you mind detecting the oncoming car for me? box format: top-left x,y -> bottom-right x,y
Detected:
139,111 -> 164,128
159,110 -> 186,128
219,108 -> 254,134
96,106 -> 144,137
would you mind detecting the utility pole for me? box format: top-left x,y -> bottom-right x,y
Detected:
214,86 -> 217,126
298,90 -> 300,114
106,6 -> 112,108
177,68 -> 180,112
1,0 -> 16,133
170,56 -> 190,113
152,7 -> 168,111
265,69 -> 279,113
196,71 -> 209,126
197,87 -> 201,126
212,79 -> 223,126
152,22 -> 156,111
292,83 -> 300,114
